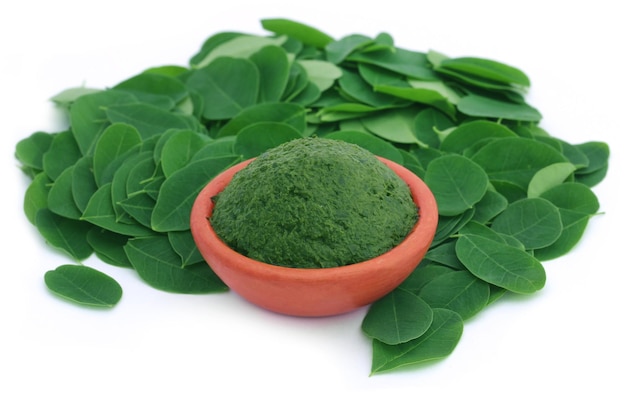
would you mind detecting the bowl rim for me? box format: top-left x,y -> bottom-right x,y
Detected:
190,155 -> 439,283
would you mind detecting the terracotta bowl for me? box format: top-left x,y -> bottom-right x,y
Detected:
190,157 -> 438,317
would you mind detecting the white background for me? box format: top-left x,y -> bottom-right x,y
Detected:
2,1 -> 624,393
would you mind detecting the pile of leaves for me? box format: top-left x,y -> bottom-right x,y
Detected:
15,18 -> 609,375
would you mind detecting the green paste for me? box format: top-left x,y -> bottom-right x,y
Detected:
210,138 -> 418,268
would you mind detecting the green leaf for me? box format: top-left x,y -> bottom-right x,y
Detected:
187,57 -> 259,120
371,308 -> 463,374
124,236 -> 227,293
250,45 -> 290,103
413,108 -> 455,149
160,129 -> 210,177
42,130 -> 82,181
297,59 -> 342,91
456,233 -> 546,294
534,182 -> 600,260
361,107 -> 421,145
233,122 -> 302,159
348,47 -> 437,80
24,172 -> 51,225
362,288 -> 434,345
118,192 -> 156,229
110,151 -> 153,222
438,57 -> 530,87
15,131 -> 54,174
527,162 -> 577,198
338,68 -> 406,108
490,198 -> 563,250
471,189 -> 509,224
105,103 -> 198,139
471,137 -> 568,190
50,86 -> 102,107
71,156 -> 98,213
326,34 -> 372,64
261,18 -> 334,48
439,120 -> 517,154
374,84 -> 456,118
399,263 -> 457,293
86,228 -> 132,268
92,123 -> 142,187
47,165 -> 82,219
457,94 -> 542,122
151,155 -> 239,232
113,72 -> 189,109
424,155 -> 489,216
324,131 -> 404,164
192,34 -> 288,68
419,270 -> 490,320
168,230 -> 205,267
44,265 -> 122,308
82,183 -> 155,237
35,209 -> 93,260
70,89 -> 138,155
217,102 -> 307,137
190,32 -> 247,67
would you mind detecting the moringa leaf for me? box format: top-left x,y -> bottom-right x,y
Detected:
44,265 -> 122,308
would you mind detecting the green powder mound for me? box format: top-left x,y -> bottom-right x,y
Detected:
210,138 -> 418,268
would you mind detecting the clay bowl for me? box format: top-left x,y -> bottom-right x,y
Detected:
190,157 -> 438,317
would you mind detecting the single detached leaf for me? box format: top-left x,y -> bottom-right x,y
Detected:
424,155 -> 489,216
491,198 -> 562,250
371,308 -> 463,374
44,265 -> 122,307
124,236 -> 227,293
456,234 -> 546,294
361,288 -> 434,345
